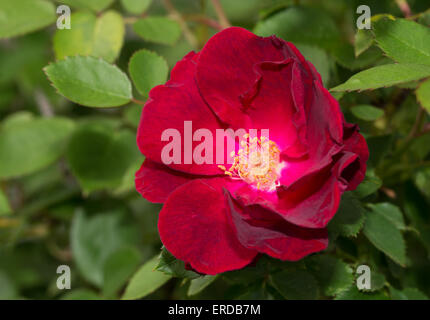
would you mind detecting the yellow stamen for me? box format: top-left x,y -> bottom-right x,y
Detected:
218,134 -> 282,192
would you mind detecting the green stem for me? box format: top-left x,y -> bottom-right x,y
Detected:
407,107 -> 425,141
386,107 -> 426,164
184,14 -> 223,31
131,98 -> 146,105
210,0 -> 231,29
0,180 -> 13,211
382,161 -> 430,181
395,0 -> 412,17
162,0 -> 199,49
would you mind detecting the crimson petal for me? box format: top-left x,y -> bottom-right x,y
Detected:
135,159 -> 194,203
196,27 -> 290,129
341,123 -> 369,190
158,178 -> 257,275
225,191 -> 328,260
280,78 -> 344,187
137,51 -> 222,175
230,163 -> 341,229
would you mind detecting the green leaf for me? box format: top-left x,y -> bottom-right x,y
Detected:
0,271 -> 17,299
1,111 -> 34,129
156,247 -> 200,279
330,43 -> 382,71
92,11 -> 125,63
54,11 -> 125,63
236,283 -> 268,300
61,289 -> 101,300
306,255 -> 353,297
0,190 -> 11,216
335,285 -> 388,300
53,12 -> 96,60
328,193 -> 366,238
103,247 -> 142,298
114,158 -> 143,195
129,50 -> 168,97
71,210 -> 139,287
44,56 -> 132,108
188,275 -> 218,297
254,7 -> 340,50
331,64 -> 430,92
122,255 -> 172,300
85,0 -> 115,11
77,116 -> 122,132
295,44 -> 331,85
418,10 -> 430,27
403,181 -> 430,226
390,287 -> 429,300
222,258 -> 269,284
271,270 -> 319,300
0,0 -> 56,39
123,104 -> 142,129
355,29 -> 374,57
367,203 -> 406,231
370,272 -> 386,292
374,18 -> 430,66
59,0 -> 114,12
253,6 -> 380,71
133,17 -> 182,46
0,117 -> 75,179
350,105 -> 384,121
415,167 -> 430,198
396,81 -> 420,89
331,91 -> 345,101
363,208 -> 407,266
366,134 -> 394,167
353,173 -> 382,199
66,125 -> 141,194
121,0 -> 152,15
0,31 -> 52,88
416,78 -> 430,114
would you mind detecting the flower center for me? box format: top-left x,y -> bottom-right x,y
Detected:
218,134 -> 282,192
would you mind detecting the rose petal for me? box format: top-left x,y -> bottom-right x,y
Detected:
135,159 -> 195,203
196,27 -> 291,129
280,79 -> 344,187
230,163 -> 341,229
237,59 -> 303,151
341,123 -> 369,190
137,51 -> 222,175
225,191 -> 328,260
158,178 -> 257,275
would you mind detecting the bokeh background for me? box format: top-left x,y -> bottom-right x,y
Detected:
1,0 -> 430,300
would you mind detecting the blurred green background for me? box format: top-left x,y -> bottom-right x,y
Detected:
1,0 -> 430,300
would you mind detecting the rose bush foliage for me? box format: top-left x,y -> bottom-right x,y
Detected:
0,0 -> 430,300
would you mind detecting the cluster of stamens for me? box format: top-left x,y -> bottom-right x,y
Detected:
218,134 -> 281,191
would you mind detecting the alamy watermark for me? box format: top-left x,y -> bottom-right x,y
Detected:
56,265 -> 71,290
159,123 -> 283,191
57,5 -> 71,30
160,122 -> 271,166
356,265 -> 372,290
357,5 -> 371,30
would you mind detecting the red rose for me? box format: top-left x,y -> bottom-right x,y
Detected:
136,27 -> 369,275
